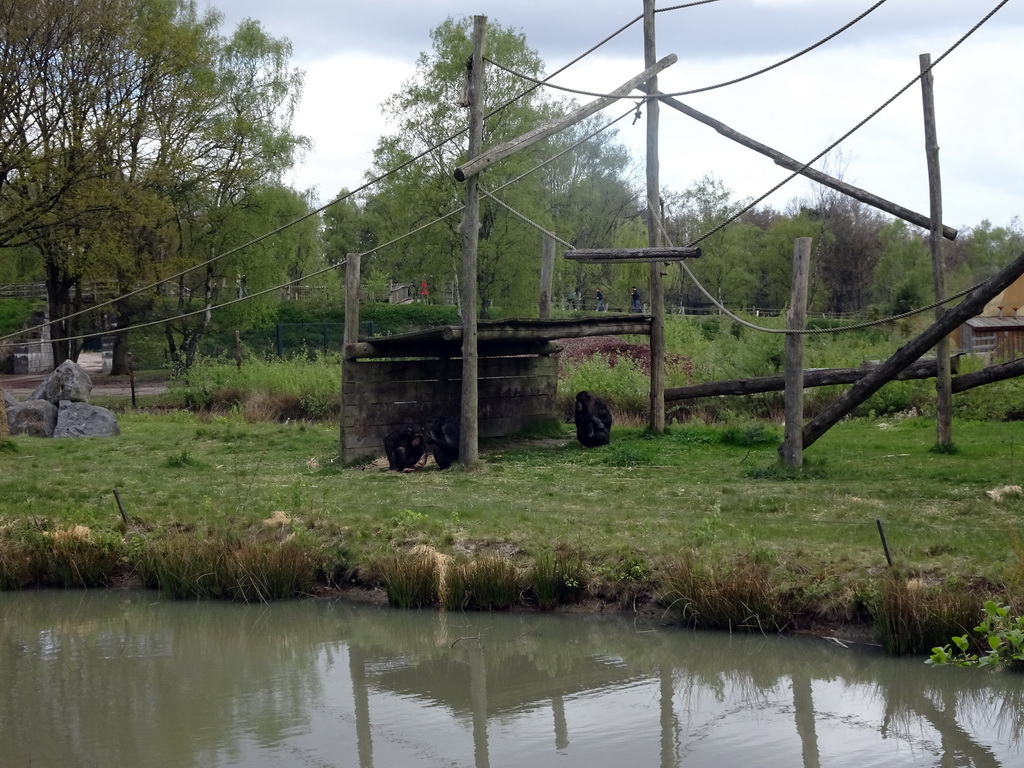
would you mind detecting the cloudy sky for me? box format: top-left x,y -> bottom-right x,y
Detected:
210,0 -> 1023,232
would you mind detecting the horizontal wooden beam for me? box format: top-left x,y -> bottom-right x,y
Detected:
951,356 -> 1024,393
665,358 -> 949,401
641,85 -> 958,241
444,318 -> 652,342
454,54 -> 678,182
566,246 -> 701,262
345,340 -> 563,360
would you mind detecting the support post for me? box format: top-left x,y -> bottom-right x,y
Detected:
782,238 -> 812,468
644,0 -> 665,433
341,252 -> 361,457
539,234 -> 555,320
344,252 -> 361,349
459,16 -> 486,467
921,52 -> 953,449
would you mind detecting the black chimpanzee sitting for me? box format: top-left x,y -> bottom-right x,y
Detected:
384,424 -> 426,472
426,415 -> 460,470
574,391 -> 612,447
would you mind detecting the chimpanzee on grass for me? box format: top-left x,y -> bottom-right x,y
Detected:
426,415 -> 460,470
384,424 -> 426,472
574,391 -> 612,447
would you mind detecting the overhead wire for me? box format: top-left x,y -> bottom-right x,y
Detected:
686,0 -> 1011,248
487,0 -> 890,102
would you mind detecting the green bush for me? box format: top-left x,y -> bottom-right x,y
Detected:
175,353 -> 341,419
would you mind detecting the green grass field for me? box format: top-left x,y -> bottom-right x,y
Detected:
2,410 -> 1021,627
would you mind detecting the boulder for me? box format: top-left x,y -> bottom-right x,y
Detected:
7,400 -> 59,438
53,401 -> 119,438
29,359 -> 92,405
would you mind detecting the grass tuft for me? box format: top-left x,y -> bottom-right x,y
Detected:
133,528 -> 321,602
373,549 -> 439,609
658,551 -> 787,633
528,548 -> 587,609
871,571 -> 984,656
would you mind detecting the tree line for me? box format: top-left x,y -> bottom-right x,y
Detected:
2,8 -> 1021,373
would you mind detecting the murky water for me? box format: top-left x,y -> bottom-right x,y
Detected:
1,590 -> 1020,767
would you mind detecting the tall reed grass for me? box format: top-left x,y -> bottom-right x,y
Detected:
658,551 -> 787,633
133,528 -> 321,602
373,549 -> 439,609
872,571 -> 984,656
0,522 -> 121,589
528,548 -> 587,609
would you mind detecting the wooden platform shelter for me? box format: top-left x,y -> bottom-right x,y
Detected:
340,316 -> 651,464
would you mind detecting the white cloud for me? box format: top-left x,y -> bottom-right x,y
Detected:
216,0 -> 1024,228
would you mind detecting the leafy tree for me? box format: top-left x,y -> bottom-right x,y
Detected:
871,220 -> 931,316
664,175 -> 760,312
322,190 -> 369,266
364,16 -> 640,319
947,218 -> 1024,294
163,16 -> 309,369
1,0 -> 311,370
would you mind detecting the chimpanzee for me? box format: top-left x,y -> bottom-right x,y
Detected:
574,390 -> 612,447
426,415 -> 460,470
383,424 -> 426,472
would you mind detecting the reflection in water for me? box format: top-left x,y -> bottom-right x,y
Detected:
0,590 -> 1020,767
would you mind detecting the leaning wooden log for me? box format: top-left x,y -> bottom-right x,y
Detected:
665,358 -> 949,401
454,55 -> 678,182
801,250 -> 1024,449
640,85 -> 958,241
565,246 -> 702,263
950,356 -> 1024,393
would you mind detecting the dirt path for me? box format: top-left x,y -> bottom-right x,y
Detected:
1,352 -> 169,399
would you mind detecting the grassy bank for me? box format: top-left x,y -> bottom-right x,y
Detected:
2,410 -> 1022,654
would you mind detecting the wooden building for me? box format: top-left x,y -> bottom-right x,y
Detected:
953,274 -> 1024,359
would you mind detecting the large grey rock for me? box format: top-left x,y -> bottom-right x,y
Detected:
53,401 -> 119,438
3,388 -> 17,409
29,359 -> 92,405
7,400 -> 59,437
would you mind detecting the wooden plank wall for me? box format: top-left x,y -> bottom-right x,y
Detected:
341,354 -> 558,463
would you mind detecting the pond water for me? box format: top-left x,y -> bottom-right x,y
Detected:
1,590 -> 1020,767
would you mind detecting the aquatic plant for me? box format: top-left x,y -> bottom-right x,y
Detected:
0,522 -> 121,589
927,601 -> 1024,671
465,555 -> 523,610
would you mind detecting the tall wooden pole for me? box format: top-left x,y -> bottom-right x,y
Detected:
920,52 -> 953,449
782,238 -> 812,468
644,0 -> 666,433
343,253 -> 361,349
459,16 -> 486,467
539,234 -> 555,319
340,252 -> 360,456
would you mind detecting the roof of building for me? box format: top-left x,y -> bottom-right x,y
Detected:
965,316 -> 1024,329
